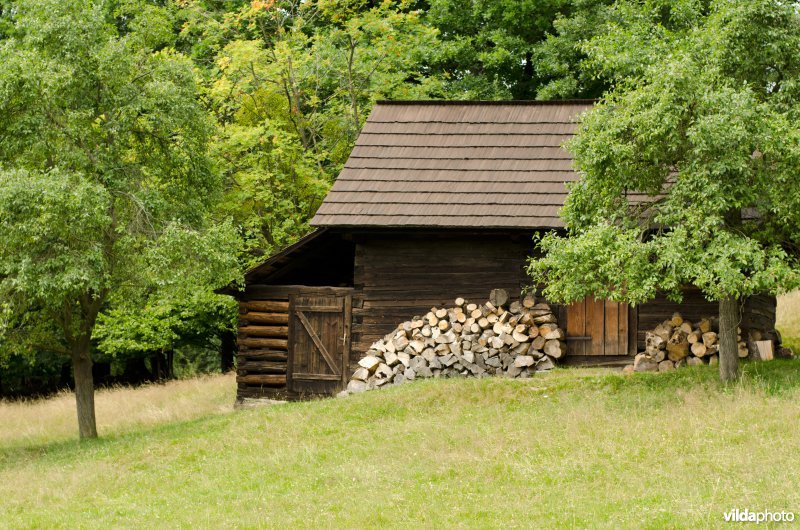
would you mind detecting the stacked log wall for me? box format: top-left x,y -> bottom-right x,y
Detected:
237,297 -> 290,399
351,232 -> 537,374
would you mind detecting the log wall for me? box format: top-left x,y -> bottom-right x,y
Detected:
237,296 -> 290,399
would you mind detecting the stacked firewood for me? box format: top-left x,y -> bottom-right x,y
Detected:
342,290 -> 567,394
626,312 -> 749,373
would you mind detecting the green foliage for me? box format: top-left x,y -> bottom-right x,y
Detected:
0,0 -> 240,376
529,0 -> 800,307
424,0 -> 574,99
208,0 -> 441,263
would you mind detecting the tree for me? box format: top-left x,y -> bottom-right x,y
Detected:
208,0 -> 441,263
528,0 -> 800,382
423,0 -> 578,99
0,0 -> 239,438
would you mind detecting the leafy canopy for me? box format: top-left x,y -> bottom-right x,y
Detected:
529,0 -> 800,305
0,0 -> 240,362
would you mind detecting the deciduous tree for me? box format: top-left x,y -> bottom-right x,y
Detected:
528,0 -> 800,382
0,0 -> 239,438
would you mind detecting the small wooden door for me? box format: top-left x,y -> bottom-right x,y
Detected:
288,291 -> 351,395
566,297 -> 629,355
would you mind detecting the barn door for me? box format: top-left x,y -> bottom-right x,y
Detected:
288,292 -> 351,395
566,297 -> 629,355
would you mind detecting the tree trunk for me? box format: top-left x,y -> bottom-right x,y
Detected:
718,297 -> 740,382
72,352 -> 98,439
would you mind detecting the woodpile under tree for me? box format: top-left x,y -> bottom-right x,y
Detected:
341,290 -> 566,394
626,312 -> 773,374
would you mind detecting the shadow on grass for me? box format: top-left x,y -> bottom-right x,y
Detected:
5,359 -> 800,469
0,408 -> 238,469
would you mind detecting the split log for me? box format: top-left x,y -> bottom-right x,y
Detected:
454,297 -> 465,307
691,342 -> 707,357
489,288 -> 509,308
426,312 -> 438,326
522,294 -> 536,308
531,335 -> 546,350
666,331 -> 689,361
645,332 -> 666,351
435,308 -> 448,319
697,318 -> 712,333
687,331 -> 701,345
544,340 -> 566,359
670,312 -> 684,327
512,330 -> 529,343
702,332 -> 718,347
653,324 -> 673,342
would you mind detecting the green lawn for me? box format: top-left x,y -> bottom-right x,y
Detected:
3,363 -> 800,528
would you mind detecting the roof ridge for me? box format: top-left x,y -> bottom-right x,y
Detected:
374,99 -> 597,106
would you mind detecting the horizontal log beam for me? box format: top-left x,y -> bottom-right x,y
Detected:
238,337 -> 288,350
239,312 -> 289,325
241,300 -> 289,313
237,350 -> 288,362
236,374 -> 287,386
237,361 -> 287,374
239,325 -> 289,338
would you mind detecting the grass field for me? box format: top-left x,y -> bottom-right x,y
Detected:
3,362 -> 800,528
777,290 -> 800,351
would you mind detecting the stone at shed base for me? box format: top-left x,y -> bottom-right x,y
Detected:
347,380 -> 367,393
658,360 -> 675,372
634,353 -> 659,372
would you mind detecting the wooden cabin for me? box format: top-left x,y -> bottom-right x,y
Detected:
232,100 -> 778,400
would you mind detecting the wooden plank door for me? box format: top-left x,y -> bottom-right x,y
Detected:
566,297 -> 629,355
288,292 -> 351,395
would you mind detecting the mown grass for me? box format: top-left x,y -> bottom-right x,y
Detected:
3,363 -> 800,529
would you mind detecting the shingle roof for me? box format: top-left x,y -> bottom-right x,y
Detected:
311,100 -> 594,228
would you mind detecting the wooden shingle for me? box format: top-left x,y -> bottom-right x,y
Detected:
311,100 -> 593,228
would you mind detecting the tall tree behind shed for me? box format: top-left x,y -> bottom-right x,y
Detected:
0,0 -> 239,438
528,0 -> 800,381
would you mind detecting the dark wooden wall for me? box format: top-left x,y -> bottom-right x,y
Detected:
350,230 -> 535,373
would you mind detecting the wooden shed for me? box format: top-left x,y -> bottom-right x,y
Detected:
233,100 -> 778,400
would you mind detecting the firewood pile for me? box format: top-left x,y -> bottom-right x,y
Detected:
341,289 -> 566,395
626,312 -> 751,373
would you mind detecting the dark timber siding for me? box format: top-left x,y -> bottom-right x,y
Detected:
350,231 -> 533,373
